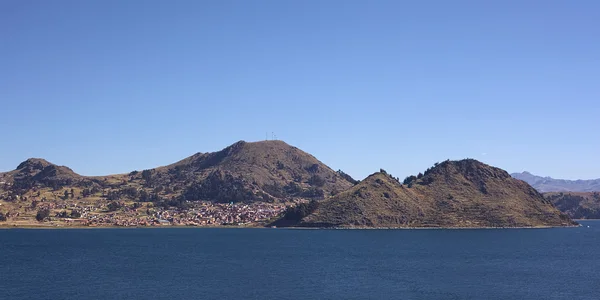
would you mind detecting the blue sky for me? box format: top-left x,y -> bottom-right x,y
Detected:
1,0 -> 599,180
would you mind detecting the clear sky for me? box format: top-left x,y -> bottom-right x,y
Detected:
1,0 -> 599,180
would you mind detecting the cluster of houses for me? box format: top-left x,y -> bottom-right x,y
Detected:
153,202 -> 287,226
60,201 -> 287,227
1,183 -> 295,226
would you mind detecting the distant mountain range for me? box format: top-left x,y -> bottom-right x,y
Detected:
511,172 -> 600,193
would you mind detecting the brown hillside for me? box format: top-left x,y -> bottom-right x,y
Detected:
288,159 -> 575,228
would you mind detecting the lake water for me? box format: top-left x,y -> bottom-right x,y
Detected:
1,221 -> 599,300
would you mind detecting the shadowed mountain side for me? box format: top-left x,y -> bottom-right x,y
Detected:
545,192 -> 600,219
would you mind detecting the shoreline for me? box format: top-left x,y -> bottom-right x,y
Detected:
0,223 -> 586,230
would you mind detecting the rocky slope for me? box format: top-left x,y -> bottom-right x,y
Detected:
277,160 -> 576,228
511,172 -> 600,193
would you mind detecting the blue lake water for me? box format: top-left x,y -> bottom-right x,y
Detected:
1,220 -> 599,300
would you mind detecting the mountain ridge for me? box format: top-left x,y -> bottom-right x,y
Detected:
1,140 -> 354,204
275,159 -> 575,228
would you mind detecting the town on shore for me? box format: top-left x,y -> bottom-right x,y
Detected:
0,194 -> 290,228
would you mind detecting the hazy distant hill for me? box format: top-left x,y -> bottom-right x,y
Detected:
275,160 -> 575,228
511,172 -> 600,193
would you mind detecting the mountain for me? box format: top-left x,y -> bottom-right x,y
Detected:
275,159 -> 575,228
511,172 -> 600,193
1,158 -> 93,192
545,192 -> 600,219
0,140 -> 354,204
138,140 -> 354,202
